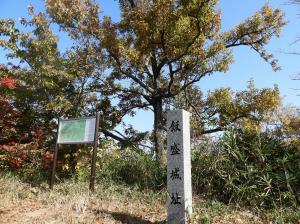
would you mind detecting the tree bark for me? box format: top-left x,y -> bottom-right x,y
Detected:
153,98 -> 166,166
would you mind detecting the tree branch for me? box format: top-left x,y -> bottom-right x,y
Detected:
107,50 -> 153,93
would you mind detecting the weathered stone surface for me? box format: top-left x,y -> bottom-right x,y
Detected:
167,110 -> 192,224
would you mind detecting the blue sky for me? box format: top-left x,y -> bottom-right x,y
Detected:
0,0 -> 299,132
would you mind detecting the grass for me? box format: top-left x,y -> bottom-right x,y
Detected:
0,172 -> 166,224
0,172 -> 300,223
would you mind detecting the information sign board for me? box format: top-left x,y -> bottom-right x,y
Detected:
57,118 -> 96,144
50,114 -> 100,191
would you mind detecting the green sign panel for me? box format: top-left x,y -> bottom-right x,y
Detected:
57,118 -> 96,144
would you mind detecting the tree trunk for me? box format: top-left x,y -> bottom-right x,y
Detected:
153,98 -> 166,167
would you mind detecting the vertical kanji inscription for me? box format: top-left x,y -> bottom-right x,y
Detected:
167,110 -> 192,224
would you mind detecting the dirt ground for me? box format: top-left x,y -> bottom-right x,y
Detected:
1,175 -> 299,224
0,195 -> 166,224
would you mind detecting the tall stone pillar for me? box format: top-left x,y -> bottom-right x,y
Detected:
167,110 -> 192,224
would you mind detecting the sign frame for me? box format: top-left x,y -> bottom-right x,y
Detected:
57,116 -> 97,144
50,112 -> 100,192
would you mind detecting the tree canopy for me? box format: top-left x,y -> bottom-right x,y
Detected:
0,0 -> 286,165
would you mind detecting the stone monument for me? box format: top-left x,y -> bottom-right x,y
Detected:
167,109 -> 192,224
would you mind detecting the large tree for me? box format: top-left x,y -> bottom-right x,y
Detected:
0,12 -> 69,137
0,6 -> 147,148
44,0 -> 285,165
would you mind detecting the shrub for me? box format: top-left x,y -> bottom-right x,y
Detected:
192,128 -> 300,208
0,142 -> 58,181
95,149 -> 167,190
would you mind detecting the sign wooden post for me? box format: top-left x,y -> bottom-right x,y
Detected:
50,120 -> 60,190
89,112 -> 100,192
49,113 -> 100,191
167,110 -> 192,224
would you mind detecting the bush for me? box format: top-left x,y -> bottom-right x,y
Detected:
95,149 -> 167,190
192,128 -> 300,208
0,142 -> 58,183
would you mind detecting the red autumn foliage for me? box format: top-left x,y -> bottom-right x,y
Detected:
7,157 -> 22,169
42,153 -> 62,170
0,141 -> 57,170
0,76 -> 16,89
0,76 -> 62,172
43,151 -> 54,161
0,126 -> 53,171
0,76 -> 20,146
0,145 -> 17,153
0,76 -> 63,173
17,151 -> 28,160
